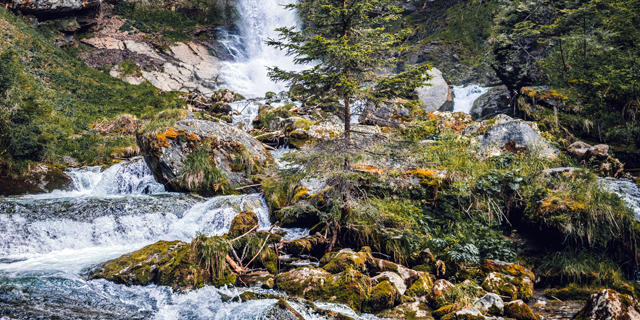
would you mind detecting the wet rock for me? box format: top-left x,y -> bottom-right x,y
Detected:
372,271 -> 407,295
474,293 -> 504,316
228,211 -> 259,237
504,300 -> 539,320
572,289 -> 640,320
264,299 -> 305,320
416,68 -> 454,112
405,272 -> 434,297
137,119 -> 272,195
476,119 -> 559,159
469,86 -> 512,120
62,156 -> 79,168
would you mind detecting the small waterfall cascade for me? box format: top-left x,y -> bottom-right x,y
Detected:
218,0 -> 304,98
601,177 -> 640,219
452,84 -> 490,113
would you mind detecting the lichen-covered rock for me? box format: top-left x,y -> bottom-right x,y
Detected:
572,289 -> 640,320
372,271 -> 407,296
320,248 -> 372,274
474,293 -> 504,316
469,86 -> 512,120
359,102 -> 410,128
137,119 -> 272,195
228,211 -> 259,237
504,300 -> 538,320
481,272 -> 520,302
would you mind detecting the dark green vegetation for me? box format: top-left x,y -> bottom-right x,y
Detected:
114,0 -> 237,42
0,7 -> 185,177
267,0 -> 432,143
490,0 -> 640,158
263,114 -> 639,290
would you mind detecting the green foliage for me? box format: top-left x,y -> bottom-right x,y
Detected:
114,0 -> 237,41
181,145 -> 229,195
538,248 -> 625,286
267,0 -> 431,130
0,7 -> 185,173
192,233 -> 230,279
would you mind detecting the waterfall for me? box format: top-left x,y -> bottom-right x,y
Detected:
218,0 -> 303,98
452,85 -> 490,113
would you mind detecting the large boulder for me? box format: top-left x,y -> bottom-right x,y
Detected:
89,238 -> 237,290
5,0 -> 101,13
137,119 -> 272,195
0,163 -> 73,196
415,68 -> 454,112
480,260 -> 535,302
504,300 -> 538,320
572,289 -> 640,320
476,119 -> 559,159
359,102 -> 410,128
469,86 -> 512,120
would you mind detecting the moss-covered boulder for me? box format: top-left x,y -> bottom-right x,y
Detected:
433,304 -> 460,319
455,307 -> 487,320
405,272 -> 434,297
274,266 -> 373,312
480,260 -> 534,301
366,280 -> 401,313
231,231 -> 282,274
320,248 -> 372,274
137,119 -> 272,196
504,300 -> 539,320
90,237 -> 237,290
544,284 -> 599,301
572,289 -> 640,320
229,211 -> 259,237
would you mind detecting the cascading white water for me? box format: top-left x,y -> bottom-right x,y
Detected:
601,177 -> 640,219
452,84 -> 490,113
218,0 -> 304,98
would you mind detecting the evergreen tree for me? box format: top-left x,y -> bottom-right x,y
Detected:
267,0 -> 432,144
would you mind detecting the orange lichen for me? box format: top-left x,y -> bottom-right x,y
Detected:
156,127 -> 180,147
352,164 -> 386,176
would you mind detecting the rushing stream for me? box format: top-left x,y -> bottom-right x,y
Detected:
0,158 -> 330,319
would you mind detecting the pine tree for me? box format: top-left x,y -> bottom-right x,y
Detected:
267,0 -> 431,145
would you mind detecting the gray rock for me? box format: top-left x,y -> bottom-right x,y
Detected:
456,307 -> 486,319
415,68 -> 453,112
474,293 -> 504,315
470,86 -> 512,120
573,289 -> 640,320
137,119 -> 271,192
359,103 -> 404,127
264,299 -> 304,320
478,120 -> 559,159
7,0 -> 101,13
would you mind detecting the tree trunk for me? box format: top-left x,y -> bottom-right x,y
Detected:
344,96 -> 351,146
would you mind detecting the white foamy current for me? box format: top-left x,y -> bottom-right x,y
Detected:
218,0 -> 305,98
0,158 -> 336,319
452,84 -> 490,113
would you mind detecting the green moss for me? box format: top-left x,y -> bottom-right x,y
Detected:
433,304 -> 458,319
293,119 -> 314,131
365,280 -> 398,313
228,211 -> 259,237
544,283 -> 597,301
406,273 -> 434,297
504,301 -> 537,320
321,249 -> 371,274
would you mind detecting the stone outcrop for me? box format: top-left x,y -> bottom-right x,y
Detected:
0,163 -> 73,196
566,141 -> 624,176
137,119 -> 272,194
415,68 -> 454,112
474,293 -> 505,316
572,289 -> 640,320
469,85 -> 512,120
473,116 -> 559,159
480,260 -> 535,302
